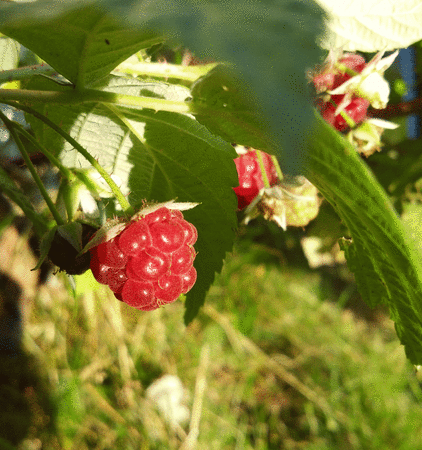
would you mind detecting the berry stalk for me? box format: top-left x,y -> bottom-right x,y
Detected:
255,150 -> 271,188
14,124 -> 76,183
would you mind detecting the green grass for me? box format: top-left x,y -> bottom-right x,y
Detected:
14,243 -> 422,449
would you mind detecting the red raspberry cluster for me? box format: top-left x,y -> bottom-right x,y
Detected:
313,53 -> 370,131
89,207 -> 198,310
234,149 -> 278,209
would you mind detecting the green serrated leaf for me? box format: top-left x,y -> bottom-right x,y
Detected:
26,75 -> 238,322
339,237 -> 387,308
0,36 -> 20,89
117,109 -> 239,323
25,75 -> 191,193
102,0 -> 326,173
191,65 -> 276,152
305,112 -> 422,364
0,1 -> 163,87
0,0 -> 89,27
317,0 -> 422,52
401,203 -> 422,260
1,0 -> 326,171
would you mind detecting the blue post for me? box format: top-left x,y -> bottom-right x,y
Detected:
397,47 -> 420,139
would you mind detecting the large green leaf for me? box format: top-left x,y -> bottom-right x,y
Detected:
0,0 -> 89,27
25,76 -> 238,323
190,65 -> 276,153
0,0 -> 326,173
103,0 -> 327,173
120,108 -> 239,323
0,1 -> 163,87
317,0 -> 422,52
305,112 -> 422,365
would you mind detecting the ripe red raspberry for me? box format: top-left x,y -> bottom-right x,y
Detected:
233,149 -> 279,210
89,207 -> 197,310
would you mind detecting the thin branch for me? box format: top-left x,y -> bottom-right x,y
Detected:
0,88 -> 191,114
14,125 -> 76,182
368,98 -> 422,120
1,101 -> 134,216
0,64 -> 57,84
0,110 -> 65,225
114,61 -> 217,82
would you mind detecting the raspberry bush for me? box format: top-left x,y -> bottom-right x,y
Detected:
89,207 -> 198,310
2,0 -> 422,365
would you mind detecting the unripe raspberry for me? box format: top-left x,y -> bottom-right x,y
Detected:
313,53 -> 366,93
233,149 -> 279,210
319,96 -> 370,131
89,205 -> 198,310
313,52 -> 370,132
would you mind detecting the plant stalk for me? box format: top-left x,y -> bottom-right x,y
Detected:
0,64 -> 58,84
2,102 -> 134,215
14,125 -> 76,182
0,88 -> 191,113
255,150 -> 271,188
0,110 -> 65,225
114,61 -> 217,82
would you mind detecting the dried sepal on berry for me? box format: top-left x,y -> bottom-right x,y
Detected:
130,200 -> 199,222
243,178 -> 321,230
347,118 -> 399,157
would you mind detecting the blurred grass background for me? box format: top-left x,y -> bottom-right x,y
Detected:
4,221 -> 422,450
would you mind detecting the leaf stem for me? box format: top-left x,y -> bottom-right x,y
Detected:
255,150 -> 270,188
270,155 -> 284,181
0,64 -> 58,84
335,63 -> 358,78
0,88 -> 191,113
14,125 -> 76,182
0,110 -> 65,225
0,165 -> 48,235
114,61 -> 217,82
